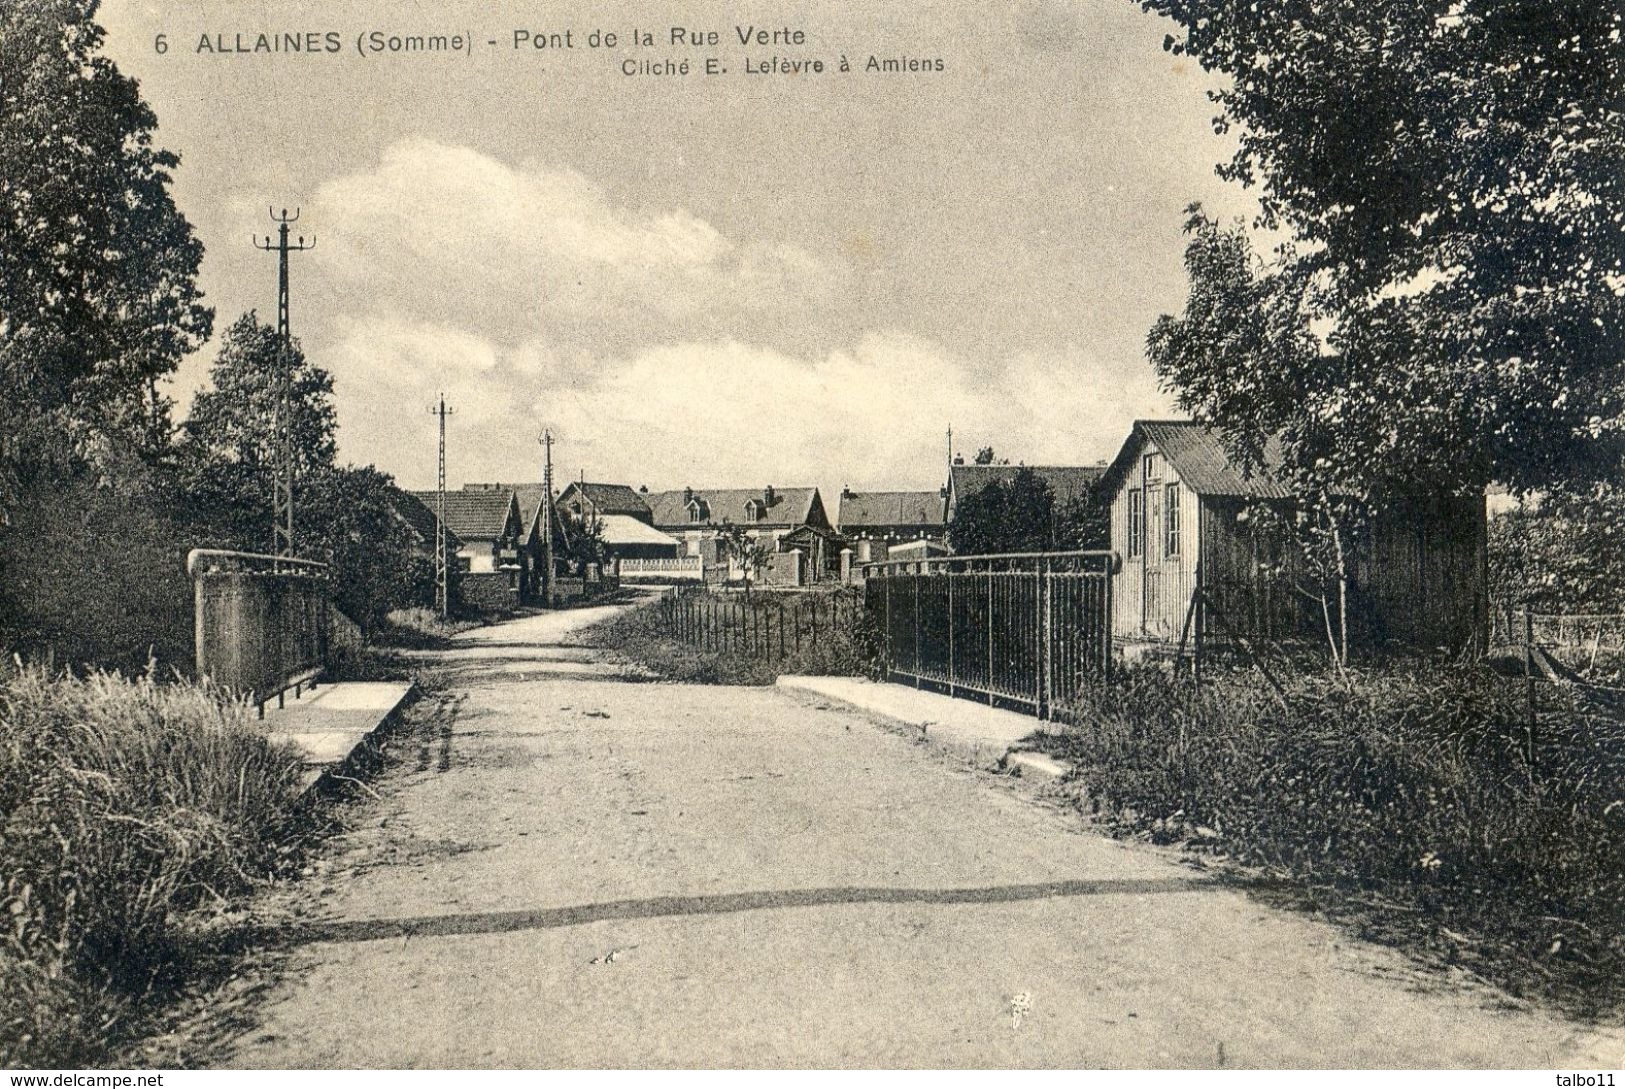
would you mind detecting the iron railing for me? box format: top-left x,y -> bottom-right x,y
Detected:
863,550 -> 1116,721
187,549 -> 330,715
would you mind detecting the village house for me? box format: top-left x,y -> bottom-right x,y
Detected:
836,487 -> 947,564
1099,420 -> 1486,654
645,485 -> 836,582
411,487 -> 528,607
557,481 -> 681,561
385,489 -> 463,593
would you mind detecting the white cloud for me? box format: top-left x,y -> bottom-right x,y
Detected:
313,139 -> 840,334
328,320 -> 1171,494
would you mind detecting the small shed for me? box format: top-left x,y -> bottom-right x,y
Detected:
1100,421 -> 1486,654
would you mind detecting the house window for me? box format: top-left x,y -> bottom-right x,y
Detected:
1165,483 -> 1181,557
1127,488 -> 1143,558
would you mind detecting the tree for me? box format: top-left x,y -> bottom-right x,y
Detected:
1488,486 -> 1625,615
0,0 -> 211,504
717,523 -> 773,598
1138,1 -> 1624,500
299,468 -> 435,631
177,312 -> 336,548
560,506 -> 606,569
948,468 -> 1058,554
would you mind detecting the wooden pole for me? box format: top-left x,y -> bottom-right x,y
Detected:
1524,605 -> 1537,775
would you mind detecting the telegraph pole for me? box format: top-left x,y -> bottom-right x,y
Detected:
428,395 -> 457,618
538,430 -> 555,607
254,208 -> 315,560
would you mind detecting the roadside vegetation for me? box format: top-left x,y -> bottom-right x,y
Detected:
583,587 -> 877,685
1042,663 -> 1625,1018
0,663 -> 319,1065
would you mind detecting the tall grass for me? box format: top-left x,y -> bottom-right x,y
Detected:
1049,665 -> 1625,1014
583,589 -> 879,685
0,663 -> 307,1065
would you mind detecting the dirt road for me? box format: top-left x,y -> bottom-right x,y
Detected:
218,603 -> 1620,1068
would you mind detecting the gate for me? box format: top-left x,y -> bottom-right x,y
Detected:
863,550 -> 1115,721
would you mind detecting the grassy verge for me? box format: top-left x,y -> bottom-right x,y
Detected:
0,664 -> 315,1066
581,588 -> 877,684
1041,664 -> 1625,1017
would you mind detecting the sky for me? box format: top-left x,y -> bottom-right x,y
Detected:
99,0 -> 1258,498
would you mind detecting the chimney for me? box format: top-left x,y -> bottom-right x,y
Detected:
764,484 -> 776,507
683,486 -> 693,503
841,484 -> 853,498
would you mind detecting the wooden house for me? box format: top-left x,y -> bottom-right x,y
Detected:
1100,421 -> 1487,654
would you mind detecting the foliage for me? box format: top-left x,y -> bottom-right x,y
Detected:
973,446 -> 1004,466
1049,664 -> 1625,1014
0,0 -> 211,505
716,522 -> 775,596
0,469 -> 196,675
583,588 -> 878,685
1489,484 -> 1625,613
301,467 -> 436,631
0,663 -> 306,1064
1138,1 -> 1624,500
560,506 -> 606,568
176,312 -> 431,630
180,312 -> 336,484
948,467 -> 1106,553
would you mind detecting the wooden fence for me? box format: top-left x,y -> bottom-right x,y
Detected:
863,550 -> 1115,721
1489,604 -> 1625,672
658,586 -> 865,661
188,549 -> 330,715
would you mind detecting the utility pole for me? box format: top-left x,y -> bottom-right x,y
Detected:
428,395 -> 456,618
254,208 -> 315,560
538,430 -> 555,607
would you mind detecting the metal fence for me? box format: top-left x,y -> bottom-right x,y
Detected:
188,549 -> 330,715
863,550 -> 1115,721
658,585 -> 865,662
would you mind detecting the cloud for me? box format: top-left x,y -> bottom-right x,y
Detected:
327,320 -> 1171,493
313,139 -> 842,338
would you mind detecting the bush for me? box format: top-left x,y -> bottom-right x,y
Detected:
1048,665 -> 1625,1014
0,664 -> 307,1065
583,588 -> 879,685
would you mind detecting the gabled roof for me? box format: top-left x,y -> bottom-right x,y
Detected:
1100,420 -> 1292,499
646,487 -> 821,527
387,489 -> 463,549
949,464 -> 1105,508
409,489 -> 519,541
838,490 -> 946,529
599,514 -> 679,548
559,481 -> 652,518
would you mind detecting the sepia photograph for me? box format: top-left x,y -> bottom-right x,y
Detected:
0,0 -> 1621,1076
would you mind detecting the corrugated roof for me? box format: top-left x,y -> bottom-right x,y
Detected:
1101,421 -> 1291,499
599,514 -> 679,548
646,487 -> 820,527
949,464 -> 1105,507
409,489 -> 517,540
838,490 -> 946,529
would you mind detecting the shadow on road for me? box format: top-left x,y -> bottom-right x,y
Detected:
259,877 -> 1214,948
